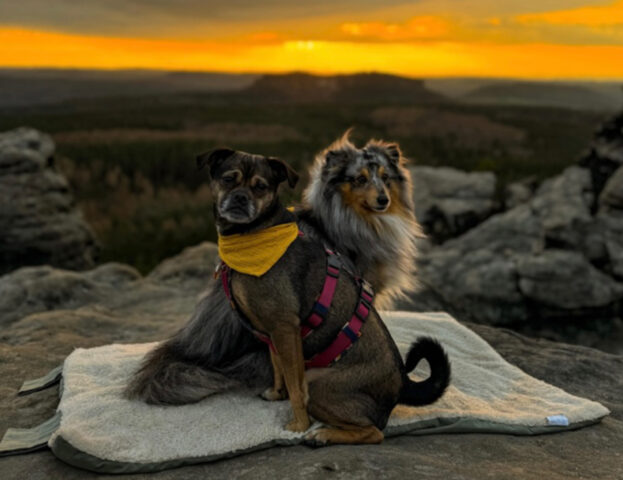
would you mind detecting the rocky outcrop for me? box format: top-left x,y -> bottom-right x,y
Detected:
415,113 -> 623,339
579,111 -> 623,197
0,244 -> 622,480
0,263 -> 141,328
0,128 -> 98,275
0,242 -> 218,330
411,166 -> 498,242
504,176 -> 538,209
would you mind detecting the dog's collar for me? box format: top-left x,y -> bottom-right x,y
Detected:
217,222 -> 299,277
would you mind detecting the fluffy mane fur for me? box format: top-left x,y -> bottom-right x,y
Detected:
302,131 -> 422,308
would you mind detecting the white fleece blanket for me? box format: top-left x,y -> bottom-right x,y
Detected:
49,311 -> 610,467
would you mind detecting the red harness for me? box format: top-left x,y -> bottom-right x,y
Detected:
218,240 -> 375,369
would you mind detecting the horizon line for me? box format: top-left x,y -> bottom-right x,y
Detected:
1,66 -> 622,83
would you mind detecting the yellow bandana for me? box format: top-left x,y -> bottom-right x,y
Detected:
218,222 -> 299,277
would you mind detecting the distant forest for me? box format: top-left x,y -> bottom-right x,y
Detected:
0,71 -> 615,272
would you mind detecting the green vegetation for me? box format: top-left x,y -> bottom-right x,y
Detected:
0,92 -> 608,273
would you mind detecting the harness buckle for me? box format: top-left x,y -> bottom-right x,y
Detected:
326,266 -> 340,278
342,324 -> 361,342
214,262 -> 224,279
354,301 -> 370,321
311,301 -> 330,318
360,297 -> 372,312
360,279 -> 374,304
326,254 -> 341,278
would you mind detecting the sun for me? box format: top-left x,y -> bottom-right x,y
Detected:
284,41 -> 316,51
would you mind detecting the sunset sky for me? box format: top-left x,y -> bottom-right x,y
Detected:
1,0 -> 622,79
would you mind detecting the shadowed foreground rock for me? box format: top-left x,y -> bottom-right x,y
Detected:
1,243 -> 622,480
0,127 -> 97,276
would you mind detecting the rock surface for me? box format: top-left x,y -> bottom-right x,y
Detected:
0,127 -> 97,275
411,166 -> 498,242
579,111 -> 623,196
504,176 -> 538,209
415,115 -> 623,343
0,244 -> 622,480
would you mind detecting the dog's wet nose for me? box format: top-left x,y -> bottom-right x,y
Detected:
377,195 -> 389,206
232,191 -> 249,205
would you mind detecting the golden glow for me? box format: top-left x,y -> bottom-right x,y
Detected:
2,0 -> 623,82
518,0 -> 623,26
284,41 -> 316,51
341,16 -> 450,40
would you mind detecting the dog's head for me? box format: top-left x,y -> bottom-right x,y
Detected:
197,148 -> 298,224
305,132 -> 413,218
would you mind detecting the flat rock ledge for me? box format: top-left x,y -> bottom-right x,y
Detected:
0,244 -> 621,480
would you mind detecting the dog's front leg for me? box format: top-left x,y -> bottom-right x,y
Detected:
261,349 -> 288,401
270,323 -> 310,432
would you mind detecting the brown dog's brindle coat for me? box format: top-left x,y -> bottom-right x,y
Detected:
204,148 -> 423,445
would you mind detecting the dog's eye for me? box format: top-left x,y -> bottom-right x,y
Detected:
381,173 -> 389,182
254,183 -> 268,191
355,175 -> 367,185
222,175 -> 235,184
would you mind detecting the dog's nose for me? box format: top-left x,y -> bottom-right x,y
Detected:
377,195 -> 389,206
232,192 -> 249,205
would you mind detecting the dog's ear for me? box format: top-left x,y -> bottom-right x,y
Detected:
268,157 -> 299,188
196,148 -> 235,176
325,149 -> 349,168
383,143 -> 402,165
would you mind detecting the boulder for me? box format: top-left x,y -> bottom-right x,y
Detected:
579,111 -> 623,197
0,241 -> 219,329
0,250 -> 622,480
411,166 -> 497,242
596,211 -> 623,280
599,166 -> 623,211
516,250 -> 623,311
417,203 -> 540,325
504,176 -> 538,209
0,128 -> 98,275
0,263 -> 141,328
531,166 -> 594,250
148,242 -> 219,284
416,167 -> 623,329
414,111 -> 623,335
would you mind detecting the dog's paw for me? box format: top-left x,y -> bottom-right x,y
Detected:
285,417 -> 310,433
304,428 -> 331,447
260,387 -> 288,401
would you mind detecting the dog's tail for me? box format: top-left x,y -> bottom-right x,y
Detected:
125,342 -> 271,405
399,337 -> 451,406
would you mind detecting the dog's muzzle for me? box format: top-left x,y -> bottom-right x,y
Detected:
220,191 -> 257,222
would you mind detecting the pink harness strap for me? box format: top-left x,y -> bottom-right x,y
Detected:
219,234 -> 374,368
304,279 -> 374,369
300,248 -> 340,338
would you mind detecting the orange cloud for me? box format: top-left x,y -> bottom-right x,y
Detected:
341,16 -> 450,41
0,27 -> 245,70
518,0 -> 623,26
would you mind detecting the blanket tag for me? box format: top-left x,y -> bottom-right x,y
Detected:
546,414 -> 569,426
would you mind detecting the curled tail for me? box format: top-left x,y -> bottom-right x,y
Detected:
399,337 -> 451,406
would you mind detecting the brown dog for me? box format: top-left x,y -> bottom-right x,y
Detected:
202,147 -> 450,444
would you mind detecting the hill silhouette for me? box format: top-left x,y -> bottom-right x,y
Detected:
241,72 -> 447,104
463,82 -> 619,111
